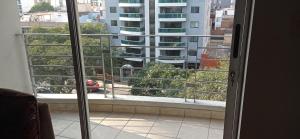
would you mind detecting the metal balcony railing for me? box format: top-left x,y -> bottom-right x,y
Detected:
120,26 -> 145,32
159,0 -> 187,3
159,13 -> 186,18
119,13 -> 143,18
119,0 -> 144,3
21,33 -> 231,103
159,28 -> 186,33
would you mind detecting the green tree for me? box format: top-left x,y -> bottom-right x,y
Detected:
28,23 -> 112,93
182,61 -> 229,101
128,62 -> 188,97
128,61 -> 229,101
29,2 -> 55,13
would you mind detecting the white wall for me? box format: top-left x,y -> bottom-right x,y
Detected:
0,0 -> 33,93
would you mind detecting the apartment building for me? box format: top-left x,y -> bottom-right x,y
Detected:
105,0 -> 211,67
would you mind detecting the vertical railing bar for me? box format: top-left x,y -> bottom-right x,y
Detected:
100,36 -> 107,98
184,36 -> 188,102
65,0 -> 91,139
194,36 -> 201,103
109,36 -> 115,98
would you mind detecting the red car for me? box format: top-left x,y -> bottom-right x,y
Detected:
86,80 -> 100,92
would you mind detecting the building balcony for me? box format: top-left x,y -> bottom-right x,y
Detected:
120,52 -> 144,62
158,28 -> 186,35
156,55 -> 185,63
119,13 -> 144,21
159,13 -> 186,22
158,0 -> 187,7
120,26 -> 145,35
121,39 -> 145,46
158,42 -> 186,50
119,0 -> 144,7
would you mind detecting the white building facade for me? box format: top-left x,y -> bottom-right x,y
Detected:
105,0 -> 211,66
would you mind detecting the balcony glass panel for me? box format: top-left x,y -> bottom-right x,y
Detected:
159,13 -> 186,18
120,26 -> 145,32
121,39 -> 145,45
158,56 -> 185,60
159,42 -> 185,47
119,0 -> 144,3
159,0 -> 187,3
119,13 -> 143,18
159,28 -> 186,33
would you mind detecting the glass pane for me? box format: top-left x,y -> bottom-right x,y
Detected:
77,0 -> 236,138
17,0 -> 82,138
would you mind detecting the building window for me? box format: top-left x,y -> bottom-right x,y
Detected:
188,49 -> 197,56
190,21 -> 199,28
110,7 -> 116,13
191,7 -> 200,13
111,20 -> 117,26
190,37 -> 198,42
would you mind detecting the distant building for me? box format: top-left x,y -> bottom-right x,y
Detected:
209,7 -> 234,59
105,0 -> 211,67
211,0 -> 235,10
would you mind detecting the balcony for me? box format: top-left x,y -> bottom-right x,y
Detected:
158,42 -> 186,50
158,28 -> 186,35
121,39 -> 145,46
119,0 -> 144,7
21,33 -> 228,139
120,26 -> 145,35
50,110 -> 224,139
158,0 -> 187,7
119,13 -> 144,21
159,13 -> 187,22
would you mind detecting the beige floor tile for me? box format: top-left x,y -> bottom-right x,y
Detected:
146,134 -> 175,139
115,131 -> 147,139
208,129 -> 224,139
131,114 -> 158,121
153,120 -> 182,128
92,125 -> 121,139
89,112 -> 110,124
182,117 -> 210,127
59,122 -> 97,139
123,126 -> 152,134
51,111 -> 80,121
100,120 -> 128,128
157,116 -> 183,123
177,124 -> 209,139
210,119 -> 224,129
51,119 -> 73,135
149,122 -> 181,138
105,113 -> 133,121
126,120 -> 154,126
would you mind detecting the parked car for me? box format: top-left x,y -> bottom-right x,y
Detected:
86,79 -> 100,92
64,79 -> 101,93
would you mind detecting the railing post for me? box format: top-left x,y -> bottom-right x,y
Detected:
100,36 -> 107,98
109,36 -> 115,98
24,35 -> 37,96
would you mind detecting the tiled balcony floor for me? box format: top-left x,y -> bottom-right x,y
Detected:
51,112 -> 224,139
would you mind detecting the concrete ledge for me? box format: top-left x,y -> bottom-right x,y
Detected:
38,94 -> 226,120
